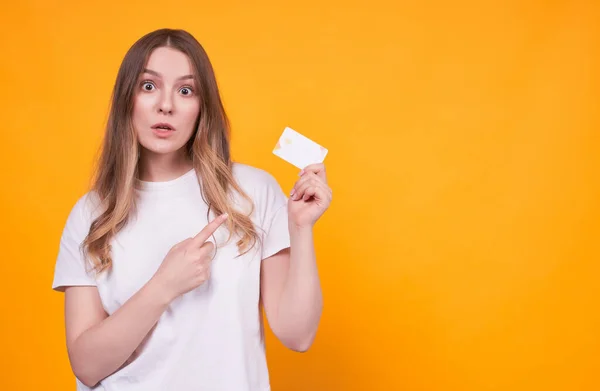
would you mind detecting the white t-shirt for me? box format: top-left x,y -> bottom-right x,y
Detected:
52,163 -> 291,391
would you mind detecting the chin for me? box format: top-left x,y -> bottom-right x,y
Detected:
139,137 -> 188,155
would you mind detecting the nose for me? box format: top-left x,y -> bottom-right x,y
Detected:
158,91 -> 173,114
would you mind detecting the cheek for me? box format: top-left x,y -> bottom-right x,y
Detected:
179,99 -> 200,132
133,95 -> 155,125
180,99 -> 201,126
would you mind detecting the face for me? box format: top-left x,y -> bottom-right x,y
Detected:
133,46 -> 200,156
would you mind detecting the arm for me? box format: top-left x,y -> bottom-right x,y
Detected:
260,227 -> 323,352
65,213 -> 227,387
260,163 -> 331,352
65,279 -> 170,387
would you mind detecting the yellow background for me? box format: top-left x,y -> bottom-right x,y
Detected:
1,0 -> 599,390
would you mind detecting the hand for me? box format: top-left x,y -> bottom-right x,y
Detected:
288,163 -> 332,229
151,213 -> 228,302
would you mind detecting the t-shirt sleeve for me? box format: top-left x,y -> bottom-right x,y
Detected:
259,172 -> 291,260
52,195 -> 98,292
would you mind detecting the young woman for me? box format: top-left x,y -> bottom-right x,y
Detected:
52,28 -> 332,391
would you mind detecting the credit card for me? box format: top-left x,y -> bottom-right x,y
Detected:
272,127 -> 328,169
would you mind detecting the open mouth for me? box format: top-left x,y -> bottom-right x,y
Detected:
151,123 -> 176,138
151,123 -> 175,131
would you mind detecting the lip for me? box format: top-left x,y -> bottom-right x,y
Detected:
151,122 -> 176,131
152,127 -> 175,138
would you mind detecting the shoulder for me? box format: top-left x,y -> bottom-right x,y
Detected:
231,162 -> 289,214
232,162 -> 279,184
65,191 -> 104,230
232,162 -> 285,195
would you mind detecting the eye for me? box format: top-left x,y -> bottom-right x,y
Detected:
141,81 -> 155,91
180,86 -> 194,96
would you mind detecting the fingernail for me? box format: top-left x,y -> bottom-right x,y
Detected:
299,169 -> 305,176
290,188 -> 296,197
222,213 -> 229,219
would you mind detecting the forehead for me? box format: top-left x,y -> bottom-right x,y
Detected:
144,47 -> 194,78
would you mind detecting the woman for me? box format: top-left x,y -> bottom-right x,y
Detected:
52,28 -> 331,391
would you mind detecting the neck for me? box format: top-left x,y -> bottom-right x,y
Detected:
138,148 -> 194,182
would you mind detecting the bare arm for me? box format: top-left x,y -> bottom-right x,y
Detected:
64,214 -> 228,387
65,279 -> 170,387
260,227 -> 323,352
260,163 -> 331,352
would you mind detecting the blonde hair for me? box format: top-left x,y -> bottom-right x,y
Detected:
82,28 -> 259,274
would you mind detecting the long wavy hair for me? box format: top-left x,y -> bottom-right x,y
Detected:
82,28 -> 259,274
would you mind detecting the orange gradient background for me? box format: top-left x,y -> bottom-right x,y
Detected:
1,1 -> 599,390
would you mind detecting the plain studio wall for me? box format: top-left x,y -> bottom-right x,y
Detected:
1,1 -> 598,390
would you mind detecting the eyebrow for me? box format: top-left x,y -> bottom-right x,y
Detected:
142,68 -> 194,81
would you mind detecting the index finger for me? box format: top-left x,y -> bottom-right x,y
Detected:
191,213 -> 228,247
300,163 -> 327,181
